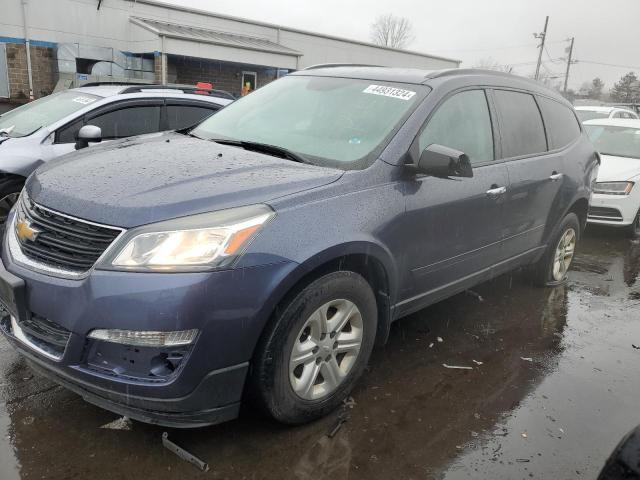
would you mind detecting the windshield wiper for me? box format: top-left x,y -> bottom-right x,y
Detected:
212,139 -> 308,164
0,126 -> 15,137
0,125 -> 42,138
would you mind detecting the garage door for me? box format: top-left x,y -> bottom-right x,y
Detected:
0,44 -> 9,98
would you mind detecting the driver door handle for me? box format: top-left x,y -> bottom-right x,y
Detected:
549,172 -> 564,181
486,186 -> 507,196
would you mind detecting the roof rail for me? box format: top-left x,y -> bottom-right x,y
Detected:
80,81 -> 152,87
303,63 -> 382,71
424,68 -> 522,80
119,84 -> 236,100
78,81 -> 235,100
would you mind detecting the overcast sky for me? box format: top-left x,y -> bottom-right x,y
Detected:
174,0 -> 639,92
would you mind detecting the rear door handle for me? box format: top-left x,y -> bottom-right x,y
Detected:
486,186 -> 507,196
549,172 -> 564,181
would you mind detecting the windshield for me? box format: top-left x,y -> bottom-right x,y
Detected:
0,91 -> 100,138
585,124 -> 640,159
191,76 -> 427,169
576,110 -> 609,122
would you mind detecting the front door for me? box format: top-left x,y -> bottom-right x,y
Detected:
399,89 -> 508,311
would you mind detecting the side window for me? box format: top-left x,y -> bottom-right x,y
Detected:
613,111 -> 623,119
87,106 -> 161,139
166,105 -> 218,130
493,90 -> 547,158
55,118 -> 83,143
418,89 -> 494,165
537,96 -> 582,150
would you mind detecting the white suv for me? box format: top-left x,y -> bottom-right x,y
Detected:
0,84 -> 233,223
576,105 -> 639,123
584,118 -> 640,237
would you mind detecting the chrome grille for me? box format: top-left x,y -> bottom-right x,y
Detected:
15,195 -> 122,273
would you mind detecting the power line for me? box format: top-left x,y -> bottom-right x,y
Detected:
578,60 -> 640,70
430,39 -> 567,54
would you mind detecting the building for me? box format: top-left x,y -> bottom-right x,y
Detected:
0,0 -> 460,102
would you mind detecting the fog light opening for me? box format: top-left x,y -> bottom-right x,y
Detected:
150,353 -> 175,377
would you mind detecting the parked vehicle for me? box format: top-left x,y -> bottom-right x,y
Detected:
0,83 -> 233,223
575,106 -> 639,123
584,118 -> 640,236
0,67 -> 598,428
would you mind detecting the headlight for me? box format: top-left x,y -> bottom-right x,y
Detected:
98,204 -> 274,272
593,181 -> 634,195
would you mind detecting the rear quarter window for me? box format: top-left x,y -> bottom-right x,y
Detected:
494,90 -> 547,158
537,97 -> 582,150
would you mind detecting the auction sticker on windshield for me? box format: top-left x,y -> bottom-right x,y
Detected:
363,85 -> 416,100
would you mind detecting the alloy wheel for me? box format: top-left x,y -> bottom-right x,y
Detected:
552,228 -> 576,281
289,299 -> 363,401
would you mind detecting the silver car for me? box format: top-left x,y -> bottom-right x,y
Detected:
0,84 -> 233,223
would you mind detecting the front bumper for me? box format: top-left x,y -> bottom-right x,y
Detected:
0,223 -> 297,427
588,191 -> 639,227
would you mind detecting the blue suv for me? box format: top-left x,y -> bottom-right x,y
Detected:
0,66 -> 598,427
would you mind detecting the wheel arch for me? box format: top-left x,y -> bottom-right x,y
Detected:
257,242 -> 398,356
567,196 -> 589,233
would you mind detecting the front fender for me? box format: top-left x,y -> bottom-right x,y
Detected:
0,155 -> 43,177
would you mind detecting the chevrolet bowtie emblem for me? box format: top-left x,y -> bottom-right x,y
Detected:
16,219 -> 40,242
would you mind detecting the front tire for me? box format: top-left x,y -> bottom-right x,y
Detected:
626,209 -> 640,238
532,213 -> 580,286
0,176 -> 24,228
250,271 -> 377,425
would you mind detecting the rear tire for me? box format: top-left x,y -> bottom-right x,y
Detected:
531,213 -> 580,287
249,271 -> 377,425
0,176 -> 24,227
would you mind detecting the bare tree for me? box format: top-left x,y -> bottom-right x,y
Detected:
474,57 -> 514,74
370,14 -> 414,49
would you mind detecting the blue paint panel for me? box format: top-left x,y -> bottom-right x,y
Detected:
0,36 -> 57,49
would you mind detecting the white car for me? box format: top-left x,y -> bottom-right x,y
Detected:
0,83 -> 233,223
584,118 -> 640,236
576,106 -> 639,123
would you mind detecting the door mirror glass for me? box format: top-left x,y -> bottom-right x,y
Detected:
417,144 -> 473,178
75,125 -> 102,150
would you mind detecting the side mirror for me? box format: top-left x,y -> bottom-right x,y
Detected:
75,125 -> 102,150
416,144 -> 473,178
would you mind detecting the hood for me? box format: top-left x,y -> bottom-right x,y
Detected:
596,155 -> 640,182
27,132 -> 343,228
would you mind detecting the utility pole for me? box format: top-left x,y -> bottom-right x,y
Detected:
534,16 -> 549,81
563,37 -> 575,94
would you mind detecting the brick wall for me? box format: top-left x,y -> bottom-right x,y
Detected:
4,43 -> 57,102
169,55 -> 278,97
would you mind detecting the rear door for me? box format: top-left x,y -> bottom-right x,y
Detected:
494,90 -> 570,258
400,88 -> 509,308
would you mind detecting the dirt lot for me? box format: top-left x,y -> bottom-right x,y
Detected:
0,227 -> 638,480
